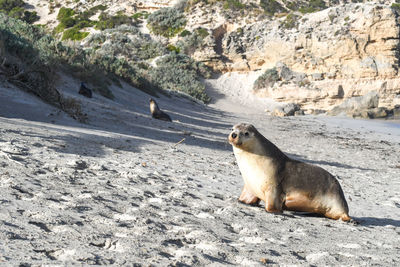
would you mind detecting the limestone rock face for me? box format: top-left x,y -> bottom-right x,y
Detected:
221,4 -> 399,77
196,3 -> 400,111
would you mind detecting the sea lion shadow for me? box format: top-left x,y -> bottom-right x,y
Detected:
352,216 -> 400,227
283,213 -> 400,227
288,153 -> 375,172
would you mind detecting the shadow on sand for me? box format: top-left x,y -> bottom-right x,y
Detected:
239,202 -> 400,228
353,217 -> 400,227
0,87 -> 236,158
288,153 -> 375,172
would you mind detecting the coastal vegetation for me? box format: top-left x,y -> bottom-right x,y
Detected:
253,68 -> 280,90
0,12 -> 211,110
0,0 -> 39,23
147,7 -> 186,37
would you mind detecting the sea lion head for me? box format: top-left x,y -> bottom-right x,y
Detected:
228,123 -> 258,150
149,98 -> 158,113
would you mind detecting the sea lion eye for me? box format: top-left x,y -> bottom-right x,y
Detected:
244,132 -> 249,137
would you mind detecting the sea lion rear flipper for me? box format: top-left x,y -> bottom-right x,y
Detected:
325,210 -> 352,221
239,186 -> 260,205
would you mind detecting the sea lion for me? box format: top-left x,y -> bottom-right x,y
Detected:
149,98 -> 172,122
229,123 -> 351,221
79,82 -> 92,98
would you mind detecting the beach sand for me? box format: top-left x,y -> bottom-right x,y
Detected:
1,73 -> 399,265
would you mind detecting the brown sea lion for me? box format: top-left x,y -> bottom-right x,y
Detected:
149,98 -> 172,122
79,82 -> 92,98
228,123 -> 351,221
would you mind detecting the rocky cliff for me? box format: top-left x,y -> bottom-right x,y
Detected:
185,2 -> 400,112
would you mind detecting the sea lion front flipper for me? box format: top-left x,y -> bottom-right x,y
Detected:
265,186 -> 283,213
239,186 -> 260,205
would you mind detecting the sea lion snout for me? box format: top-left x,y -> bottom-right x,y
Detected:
228,129 -> 243,146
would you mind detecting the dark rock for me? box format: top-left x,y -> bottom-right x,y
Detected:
276,62 -> 293,81
294,110 -> 305,116
330,85 -> 344,99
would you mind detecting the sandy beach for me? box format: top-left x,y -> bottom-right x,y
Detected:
1,74 -> 400,265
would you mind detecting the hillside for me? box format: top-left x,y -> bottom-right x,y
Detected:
12,0 -> 399,115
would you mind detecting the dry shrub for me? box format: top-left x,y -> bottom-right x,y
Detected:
60,97 -> 88,123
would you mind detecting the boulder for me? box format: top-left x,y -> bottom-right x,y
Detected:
327,91 -> 379,116
392,105 -> 400,119
352,107 -> 389,119
272,103 -> 302,117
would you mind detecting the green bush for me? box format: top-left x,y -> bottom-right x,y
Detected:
223,0 -> 245,10
173,0 -> 188,11
8,6 -> 23,18
78,5 -> 107,21
74,19 -> 93,29
0,0 -> 24,12
260,0 -> 285,16
132,11 -> 149,21
179,29 -> 191,37
62,27 -> 89,41
253,68 -> 280,90
149,53 -> 211,103
196,27 -> 209,38
286,1 -> 299,11
22,10 -> 39,24
95,12 -> 134,30
56,7 -> 133,37
298,0 -> 326,14
176,27 -> 209,55
60,16 -> 76,27
392,3 -> 400,12
184,0 -> 210,12
83,25 -> 166,96
282,13 -> 299,29
86,25 -> 166,60
0,0 -> 39,23
147,7 -> 186,37
89,4 -> 107,13
57,7 -> 75,21
167,44 -> 180,53
55,7 -> 76,32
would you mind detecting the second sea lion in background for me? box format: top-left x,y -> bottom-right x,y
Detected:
149,98 -> 172,122
79,82 -> 92,98
229,123 -> 351,221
